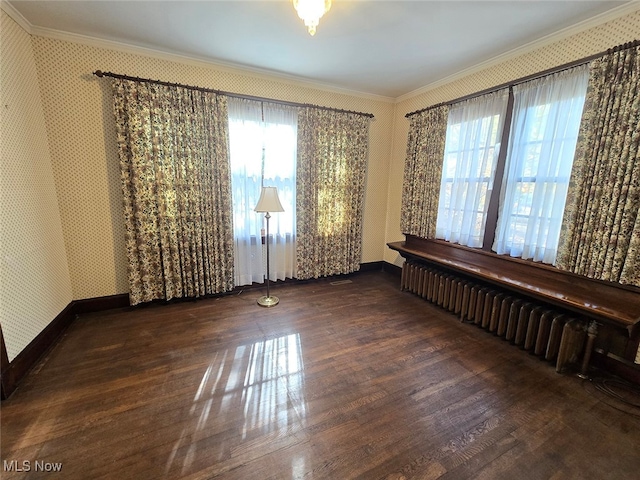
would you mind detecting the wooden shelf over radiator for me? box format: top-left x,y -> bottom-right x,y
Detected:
388,235 -> 640,339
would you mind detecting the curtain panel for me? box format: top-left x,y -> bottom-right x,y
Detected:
296,108 -> 370,279
112,79 -> 235,305
557,46 -> 640,287
401,106 -> 450,239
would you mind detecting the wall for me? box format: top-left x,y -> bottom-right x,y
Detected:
384,8 -> 640,265
29,35 -> 395,300
3,4 -> 639,364
0,11 -> 73,361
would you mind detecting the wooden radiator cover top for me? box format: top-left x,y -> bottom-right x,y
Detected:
388,235 -> 640,338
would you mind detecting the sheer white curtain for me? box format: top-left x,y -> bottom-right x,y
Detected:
493,65 -> 589,264
228,98 -> 298,286
436,90 -> 508,247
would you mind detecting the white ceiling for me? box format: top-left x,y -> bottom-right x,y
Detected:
5,0 -> 636,99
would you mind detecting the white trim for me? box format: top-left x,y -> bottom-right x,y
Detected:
11,13 -> 394,104
396,1 -> 640,104
4,0 -> 638,103
1,1 -> 33,33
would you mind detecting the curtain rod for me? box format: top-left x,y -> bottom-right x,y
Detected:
405,39 -> 640,118
93,70 -> 375,119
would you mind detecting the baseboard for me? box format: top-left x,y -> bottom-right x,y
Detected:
14,260 -> 606,399
0,302 -> 75,399
359,261 -> 385,272
0,293 -> 131,400
1,265 -> 400,399
360,261 -> 401,276
1,327 -> 10,400
382,261 -> 402,277
73,293 -> 130,315
233,261 -> 392,291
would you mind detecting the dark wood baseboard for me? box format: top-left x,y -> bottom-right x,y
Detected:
382,261 -> 402,277
361,260 -> 402,276
0,293 -> 131,400
1,302 -> 75,399
5,272 -> 638,479
0,326 -> 10,400
0,262 -> 391,400
229,262 -> 389,292
4,263 -> 634,400
358,261 -> 385,272
73,293 -> 130,315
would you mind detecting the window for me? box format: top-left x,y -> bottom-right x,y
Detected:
435,65 -> 589,265
436,90 -> 508,247
493,66 -> 589,264
228,99 -> 298,286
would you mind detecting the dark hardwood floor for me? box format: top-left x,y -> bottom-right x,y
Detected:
2,271 -> 639,479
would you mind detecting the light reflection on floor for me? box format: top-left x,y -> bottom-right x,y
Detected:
165,333 -> 307,476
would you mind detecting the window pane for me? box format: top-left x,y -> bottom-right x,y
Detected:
435,90 -> 509,247
493,65 -> 589,264
228,99 -> 298,286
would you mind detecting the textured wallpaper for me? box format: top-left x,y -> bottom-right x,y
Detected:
29,35 -> 395,300
3,5 -> 640,363
0,11 -> 73,361
384,8 -> 640,265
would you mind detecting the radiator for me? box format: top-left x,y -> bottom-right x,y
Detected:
401,260 -> 588,373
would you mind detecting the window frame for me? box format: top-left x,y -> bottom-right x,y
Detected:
438,79 -> 587,265
482,90 -> 514,251
436,93 -> 509,248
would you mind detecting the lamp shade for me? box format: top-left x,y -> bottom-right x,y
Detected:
254,186 -> 284,213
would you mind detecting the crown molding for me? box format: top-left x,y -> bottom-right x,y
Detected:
4,0 -> 637,105
2,1 -> 393,104
396,1 -> 640,104
34,25 -> 394,103
1,0 -> 32,33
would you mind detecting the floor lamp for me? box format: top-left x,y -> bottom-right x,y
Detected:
254,186 -> 284,307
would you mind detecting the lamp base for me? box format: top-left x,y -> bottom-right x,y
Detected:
257,295 -> 279,307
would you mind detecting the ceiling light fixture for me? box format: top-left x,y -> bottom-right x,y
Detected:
293,0 -> 332,36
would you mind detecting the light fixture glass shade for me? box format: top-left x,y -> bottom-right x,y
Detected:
254,186 -> 285,213
293,0 -> 332,36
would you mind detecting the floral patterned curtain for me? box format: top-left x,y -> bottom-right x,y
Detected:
296,108 -> 370,279
401,105 -> 450,239
112,79 -> 235,305
556,45 -> 640,287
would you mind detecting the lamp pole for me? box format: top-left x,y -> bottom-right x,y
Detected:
261,212 -> 275,306
254,186 -> 283,307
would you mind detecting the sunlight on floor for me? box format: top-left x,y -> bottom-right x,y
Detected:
165,333 -> 307,475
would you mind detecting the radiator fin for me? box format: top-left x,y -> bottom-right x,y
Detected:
401,260 -> 587,373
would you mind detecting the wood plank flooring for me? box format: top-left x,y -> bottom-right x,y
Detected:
2,271 -> 639,479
